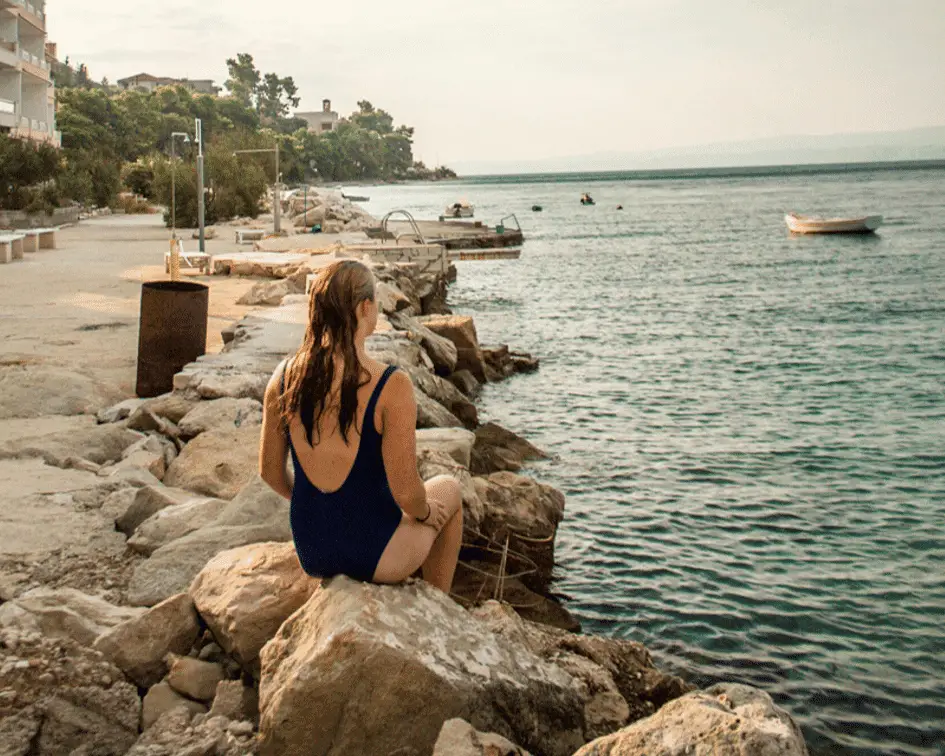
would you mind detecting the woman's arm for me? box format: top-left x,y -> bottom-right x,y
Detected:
380,370 -> 429,520
259,361 -> 293,500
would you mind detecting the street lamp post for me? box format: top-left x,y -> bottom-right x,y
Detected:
169,131 -> 191,239
233,145 -> 281,234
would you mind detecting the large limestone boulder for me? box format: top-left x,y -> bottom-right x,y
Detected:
0,587 -> 144,647
115,484 -> 199,536
473,472 -> 565,584
166,653 -> 227,702
416,428 -> 476,469
366,330 -> 433,372
433,718 -> 531,755
0,423 -> 142,468
258,577 -> 586,756
0,364 -> 123,419
163,424 -> 261,499
375,280 -> 414,315
93,593 -> 201,688
190,542 -> 319,673
141,393 -> 199,424
471,422 -> 549,475
178,397 -> 263,440
473,601 -> 692,739
127,495 -> 229,556
237,279 -> 293,307
572,683 -> 809,756
389,312 -> 459,376
418,315 -> 487,382
0,628 -> 140,755
402,364 -> 478,428
415,386 -> 463,429
126,477 -> 291,606
140,683 -> 207,731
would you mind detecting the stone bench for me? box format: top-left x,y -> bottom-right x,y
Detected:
235,228 -> 267,245
0,233 -> 26,264
22,227 -> 59,253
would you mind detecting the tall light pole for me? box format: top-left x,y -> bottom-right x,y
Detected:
169,131 -> 190,239
233,144 -> 281,234
195,118 -> 206,252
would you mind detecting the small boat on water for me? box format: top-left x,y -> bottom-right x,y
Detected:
531,205 -> 543,212
445,200 -> 474,218
580,193 -> 595,206
785,212 -> 883,235
342,192 -> 370,202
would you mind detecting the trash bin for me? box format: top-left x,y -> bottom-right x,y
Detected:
135,281 -> 209,398
495,223 -> 505,234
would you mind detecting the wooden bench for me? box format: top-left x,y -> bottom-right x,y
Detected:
235,228 -> 267,245
0,233 -> 26,263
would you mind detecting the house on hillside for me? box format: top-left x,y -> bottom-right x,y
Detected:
296,99 -> 340,133
117,73 -> 221,95
0,0 -> 59,146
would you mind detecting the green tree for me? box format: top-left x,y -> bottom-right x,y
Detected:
224,53 -> 261,109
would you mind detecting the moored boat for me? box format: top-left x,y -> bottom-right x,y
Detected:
785,212 -> 883,234
445,200 -> 474,218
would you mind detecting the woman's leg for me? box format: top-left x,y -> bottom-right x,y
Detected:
373,475 -> 463,593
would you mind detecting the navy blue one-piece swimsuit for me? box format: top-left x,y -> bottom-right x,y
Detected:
283,364 -> 403,582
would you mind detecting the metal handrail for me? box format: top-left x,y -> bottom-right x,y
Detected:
379,209 -> 427,246
498,213 -> 522,231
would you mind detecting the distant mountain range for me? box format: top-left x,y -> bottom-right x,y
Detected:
454,126 -> 945,176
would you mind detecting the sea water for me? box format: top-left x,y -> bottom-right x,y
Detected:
358,165 -> 945,755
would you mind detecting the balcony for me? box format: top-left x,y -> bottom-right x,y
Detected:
19,46 -> 48,81
8,0 -> 45,32
0,97 -> 15,128
0,39 -> 16,68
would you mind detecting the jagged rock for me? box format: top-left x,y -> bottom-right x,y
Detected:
141,682 -> 207,731
0,424 -> 143,468
416,428 -> 476,469
0,587 -> 144,647
433,718 -> 531,756
375,281 -> 414,315
0,628 -> 140,754
190,542 -> 318,673
473,472 -> 565,585
510,351 -> 539,374
474,602 -> 692,740
415,386 -> 463,429
142,394 -> 199,424
471,422 -> 549,475
163,424 -> 261,500
366,330 -> 433,371
237,279 -> 293,307
417,449 -> 485,538
178,398 -> 263,440
418,315 -> 487,382
128,496 -> 229,556
448,369 -> 481,397
97,398 -> 147,424
210,680 -> 260,725
572,683 -> 808,756
258,577 -> 585,756
115,435 -> 170,480
389,312 -> 459,376
402,364 -> 478,428
172,367 -> 269,404
93,594 -> 201,688
129,706 -> 258,755
166,654 -> 227,702
126,477 -> 291,606
116,485 -> 198,536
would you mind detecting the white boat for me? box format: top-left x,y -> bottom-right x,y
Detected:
444,200 -> 474,219
785,212 -> 883,235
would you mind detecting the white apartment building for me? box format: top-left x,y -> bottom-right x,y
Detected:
0,0 -> 58,147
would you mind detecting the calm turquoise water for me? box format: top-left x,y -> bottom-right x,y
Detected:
358,166 -> 945,756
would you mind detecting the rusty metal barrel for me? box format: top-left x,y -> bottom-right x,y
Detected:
135,281 -> 209,398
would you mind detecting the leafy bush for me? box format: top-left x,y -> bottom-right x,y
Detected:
122,162 -> 155,198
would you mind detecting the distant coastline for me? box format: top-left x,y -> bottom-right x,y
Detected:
458,158 -> 945,184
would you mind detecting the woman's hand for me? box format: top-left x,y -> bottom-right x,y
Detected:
422,496 -> 451,531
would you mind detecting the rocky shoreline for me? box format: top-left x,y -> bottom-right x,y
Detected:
0,249 -> 810,755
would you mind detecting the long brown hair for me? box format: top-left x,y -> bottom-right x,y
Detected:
282,259 -> 376,445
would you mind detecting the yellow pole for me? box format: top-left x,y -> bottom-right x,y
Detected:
169,238 -> 180,281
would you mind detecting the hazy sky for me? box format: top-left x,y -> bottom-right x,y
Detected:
48,1 -> 945,168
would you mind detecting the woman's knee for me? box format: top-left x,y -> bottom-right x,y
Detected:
426,475 -> 463,514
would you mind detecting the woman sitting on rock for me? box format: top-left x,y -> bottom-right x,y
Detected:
259,259 -> 463,593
